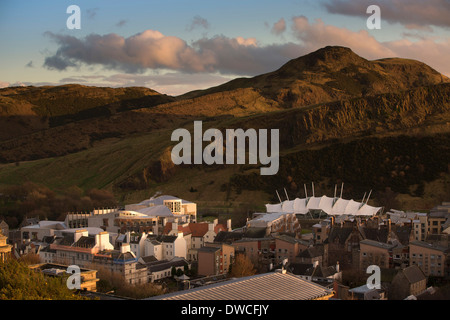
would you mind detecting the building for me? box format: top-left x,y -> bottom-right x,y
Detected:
138,256 -> 190,282
293,262 -> 341,285
428,203 -> 450,235
274,234 -> 309,264
265,194 -> 382,218
46,229 -> 114,266
325,221 -> 362,269
0,220 -> 9,239
409,240 -> 450,278
147,270 -> 334,300
84,208 -> 168,234
0,230 -> 12,262
163,219 -> 229,261
115,231 -> 148,260
294,244 -> 325,266
247,212 -> 301,237
348,284 -> 386,300
93,243 -> 148,285
389,265 -> 427,300
231,237 -> 274,272
125,195 -> 197,222
21,220 -> 67,242
29,263 -> 100,292
359,239 -> 400,271
197,243 -> 234,276
144,233 -> 187,261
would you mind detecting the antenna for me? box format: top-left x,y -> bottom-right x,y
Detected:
361,192 -> 366,204
304,184 -> 308,198
312,182 -> 315,197
366,190 -> 372,204
276,190 -> 282,203
340,182 -> 344,199
284,188 -> 290,201
334,184 -> 337,199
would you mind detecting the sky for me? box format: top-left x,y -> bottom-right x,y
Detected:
1,0 -> 449,96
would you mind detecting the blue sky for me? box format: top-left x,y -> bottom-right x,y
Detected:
1,0 -> 449,95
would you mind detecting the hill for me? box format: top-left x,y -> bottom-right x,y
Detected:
0,46 -> 449,215
0,84 -> 175,141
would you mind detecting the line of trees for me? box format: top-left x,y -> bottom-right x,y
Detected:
0,182 -> 118,229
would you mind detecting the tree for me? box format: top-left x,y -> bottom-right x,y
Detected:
0,258 -> 85,300
228,254 -> 256,278
171,266 -> 177,278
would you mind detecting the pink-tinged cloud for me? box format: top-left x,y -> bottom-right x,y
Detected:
323,0 -> 450,29
271,18 -> 287,35
291,16 -> 450,77
44,30 -> 300,75
291,16 -> 396,60
43,21 -> 450,79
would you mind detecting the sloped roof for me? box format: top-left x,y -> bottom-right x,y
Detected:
138,195 -> 193,206
163,222 -> 227,238
243,227 -> 267,238
214,231 -> 244,243
148,272 -> 333,300
74,236 -> 96,248
135,205 -> 173,217
304,265 -> 338,278
360,227 -> 389,243
326,226 -> 354,245
401,265 -> 426,284
297,246 -> 324,259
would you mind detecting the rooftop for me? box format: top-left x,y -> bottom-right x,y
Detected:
147,271 -> 333,300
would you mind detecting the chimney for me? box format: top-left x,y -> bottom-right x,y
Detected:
227,219 -> 232,231
120,243 -> 130,254
96,231 -> 112,251
336,261 -> 340,273
213,219 -> 218,226
172,222 -> 178,232
74,229 -> 88,242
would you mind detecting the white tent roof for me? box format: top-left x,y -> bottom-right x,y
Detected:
306,197 -> 322,210
293,198 -> 308,214
357,204 -> 383,216
266,203 -> 282,213
318,196 -> 334,215
266,196 -> 381,216
282,200 -> 294,213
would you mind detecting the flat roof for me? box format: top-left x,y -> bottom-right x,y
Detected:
147,271 -> 333,300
